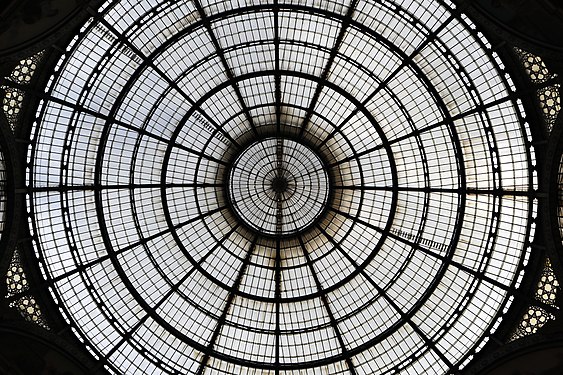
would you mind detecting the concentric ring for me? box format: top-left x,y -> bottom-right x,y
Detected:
228,137 -> 329,236
26,1 -> 536,374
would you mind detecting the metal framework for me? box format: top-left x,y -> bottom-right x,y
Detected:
16,0 -> 541,374
227,137 -> 330,236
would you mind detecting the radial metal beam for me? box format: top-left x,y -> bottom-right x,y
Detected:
297,236 -> 357,375
192,0 -> 259,137
19,183 -> 225,194
331,185 -> 540,197
298,0 -> 359,138
196,236 -> 258,374
317,225 -> 459,373
96,17 -> 242,149
274,9 -> 283,361
317,14 -> 456,148
275,236 -> 281,374
274,0 -> 282,136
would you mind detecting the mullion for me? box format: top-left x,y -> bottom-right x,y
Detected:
297,236 -> 357,375
318,14 -> 456,148
298,0 -> 358,138
96,17 -> 242,149
326,93 -> 517,170
317,225 -> 458,373
196,236 -> 259,374
192,0 -> 259,136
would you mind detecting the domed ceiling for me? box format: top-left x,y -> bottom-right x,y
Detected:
25,0 -> 537,373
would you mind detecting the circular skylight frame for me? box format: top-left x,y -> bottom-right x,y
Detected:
226,137 -> 331,236
24,0 -> 539,374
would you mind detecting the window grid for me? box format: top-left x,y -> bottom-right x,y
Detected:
24,1 -> 536,373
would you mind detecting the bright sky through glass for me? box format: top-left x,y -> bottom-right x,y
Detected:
27,0 -> 536,373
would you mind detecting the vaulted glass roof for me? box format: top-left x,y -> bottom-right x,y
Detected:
27,0 -> 537,373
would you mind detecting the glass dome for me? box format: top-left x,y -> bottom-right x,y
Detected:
26,0 -> 536,373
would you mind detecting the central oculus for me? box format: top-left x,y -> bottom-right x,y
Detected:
271,176 -> 289,194
228,137 -> 329,236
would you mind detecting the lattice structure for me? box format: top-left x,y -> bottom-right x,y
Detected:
10,295 -> 49,329
1,51 -> 44,130
535,258 -> 559,305
509,258 -> 560,342
1,88 -> 24,129
538,84 -> 561,131
514,48 -> 561,132
514,47 -> 553,84
9,52 -> 44,84
6,249 -> 29,296
510,306 -> 555,341
25,1 -> 538,374
5,249 -> 49,329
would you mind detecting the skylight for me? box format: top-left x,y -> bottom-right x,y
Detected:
26,0 -> 536,373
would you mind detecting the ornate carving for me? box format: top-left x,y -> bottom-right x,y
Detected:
510,306 -> 555,341
514,47 -> 554,84
1,50 -> 43,130
535,258 -> 560,305
5,248 -> 49,330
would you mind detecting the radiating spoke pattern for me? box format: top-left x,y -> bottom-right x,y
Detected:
26,0 -> 537,374
228,138 -> 329,235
